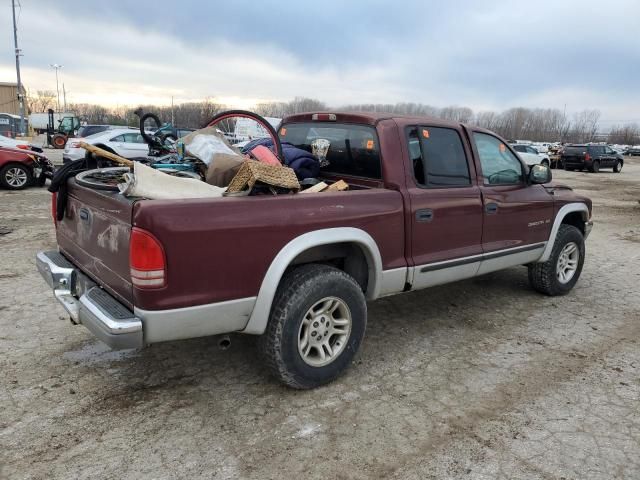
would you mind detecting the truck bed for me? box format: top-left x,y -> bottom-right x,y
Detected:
57,179 -> 406,313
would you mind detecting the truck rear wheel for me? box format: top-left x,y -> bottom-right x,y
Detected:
528,224 -> 585,296
259,264 -> 367,389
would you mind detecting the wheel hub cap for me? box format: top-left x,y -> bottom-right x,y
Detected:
298,297 -> 352,367
556,242 -> 579,284
6,168 -> 27,187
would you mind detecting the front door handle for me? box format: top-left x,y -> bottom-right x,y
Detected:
416,209 -> 434,222
485,202 -> 498,214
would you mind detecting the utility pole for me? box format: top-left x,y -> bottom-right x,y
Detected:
171,96 -> 175,125
12,0 -> 26,135
63,83 -> 67,111
50,64 -> 63,111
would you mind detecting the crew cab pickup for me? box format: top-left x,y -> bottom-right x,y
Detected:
37,112 -> 593,389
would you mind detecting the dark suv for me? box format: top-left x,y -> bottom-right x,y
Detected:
561,144 -> 624,173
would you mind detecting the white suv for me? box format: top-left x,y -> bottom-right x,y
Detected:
511,144 -> 551,167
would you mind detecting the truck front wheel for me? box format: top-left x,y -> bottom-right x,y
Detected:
259,264 -> 367,389
528,224 -> 585,296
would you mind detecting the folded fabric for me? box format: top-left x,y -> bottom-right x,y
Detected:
242,138 -> 320,180
119,162 -> 225,199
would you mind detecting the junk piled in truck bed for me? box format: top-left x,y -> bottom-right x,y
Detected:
118,162 -> 226,199
75,111 -> 349,200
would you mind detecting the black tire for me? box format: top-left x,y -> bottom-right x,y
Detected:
75,167 -> 130,191
205,110 -> 284,162
36,171 -> 47,187
613,160 -> 623,173
0,163 -> 32,190
528,224 -> 585,296
258,264 -> 367,389
139,112 -> 162,145
590,160 -> 600,173
51,134 -> 67,149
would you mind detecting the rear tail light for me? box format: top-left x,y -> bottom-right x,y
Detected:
129,227 -> 166,288
16,144 -> 29,150
584,152 -> 591,162
51,192 -> 57,226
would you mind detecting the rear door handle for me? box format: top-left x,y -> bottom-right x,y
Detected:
485,202 -> 498,214
416,209 -> 434,222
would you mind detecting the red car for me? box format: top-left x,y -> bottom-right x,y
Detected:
0,145 -> 53,190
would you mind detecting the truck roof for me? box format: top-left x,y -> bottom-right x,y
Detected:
282,111 -> 465,129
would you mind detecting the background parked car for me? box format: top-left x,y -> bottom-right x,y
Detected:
0,145 -> 53,190
63,128 -> 150,163
63,127 -> 194,163
561,144 -> 624,173
0,134 -> 28,149
625,146 -> 640,156
75,124 -> 119,139
511,144 -> 551,167
0,134 -> 45,153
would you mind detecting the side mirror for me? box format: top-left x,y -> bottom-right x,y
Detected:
529,164 -> 552,184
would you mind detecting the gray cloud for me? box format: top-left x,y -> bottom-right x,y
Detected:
2,0 -> 639,124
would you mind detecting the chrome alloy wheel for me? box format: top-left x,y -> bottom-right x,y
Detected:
5,167 -> 28,188
556,242 -> 579,284
298,297 -> 352,367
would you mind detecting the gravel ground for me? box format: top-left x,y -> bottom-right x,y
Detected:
1,153 -> 639,479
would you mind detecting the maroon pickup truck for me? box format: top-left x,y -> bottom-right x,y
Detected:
37,112 -> 593,389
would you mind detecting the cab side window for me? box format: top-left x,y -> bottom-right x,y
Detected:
409,127 -> 471,187
473,132 -> 524,185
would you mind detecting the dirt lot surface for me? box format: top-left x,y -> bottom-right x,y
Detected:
1,154 -> 639,479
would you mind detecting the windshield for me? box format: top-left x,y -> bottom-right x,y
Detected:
280,122 -> 381,179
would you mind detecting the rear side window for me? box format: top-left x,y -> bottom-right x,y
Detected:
408,127 -> 470,187
280,122 -> 381,179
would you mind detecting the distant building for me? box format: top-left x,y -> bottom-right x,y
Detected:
0,81 -> 27,116
0,82 -> 28,136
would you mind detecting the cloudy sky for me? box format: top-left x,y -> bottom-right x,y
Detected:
2,0 -> 639,125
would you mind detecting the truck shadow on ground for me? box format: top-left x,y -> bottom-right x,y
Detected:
73,265 -> 559,413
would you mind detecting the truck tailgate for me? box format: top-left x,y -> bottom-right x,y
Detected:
56,180 -> 135,308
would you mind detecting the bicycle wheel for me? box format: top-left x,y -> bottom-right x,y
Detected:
204,110 -> 283,162
139,112 -> 162,146
75,167 -> 130,191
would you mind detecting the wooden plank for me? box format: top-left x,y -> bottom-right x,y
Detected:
79,142 -> 135,167
299,181 -> 329,193
326,180 -> 349,191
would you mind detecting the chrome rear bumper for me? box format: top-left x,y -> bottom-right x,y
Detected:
36,251 -> 143,350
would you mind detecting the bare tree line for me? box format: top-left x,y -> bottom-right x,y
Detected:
25,91 -> 639,144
